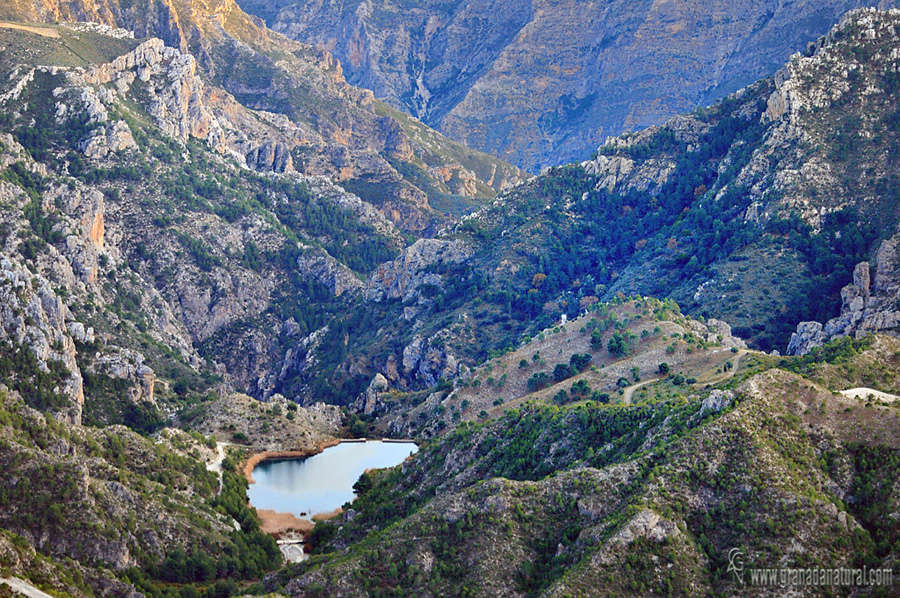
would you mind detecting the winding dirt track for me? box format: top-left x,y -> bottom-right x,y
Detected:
0,22 -> 59,37
621,349 -> 749,404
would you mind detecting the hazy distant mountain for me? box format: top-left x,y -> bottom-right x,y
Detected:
263,0 -> 900,172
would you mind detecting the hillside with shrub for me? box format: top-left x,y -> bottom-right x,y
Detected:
274,332 -> 900,596
0,6 -> 900,598
302,8 -> 900,409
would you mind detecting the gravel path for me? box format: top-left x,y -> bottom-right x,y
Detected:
621,378 -> 662,404
206,442 -> 232,494
621,349 -> 749,404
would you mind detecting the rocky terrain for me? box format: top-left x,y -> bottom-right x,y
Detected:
261,0 -> 900,172
0,383 -> 283,598
272,332 -> 900,596
0,0 -> 525,235
186,392 -> 341,453
370,297 -> 750,439
789,232 -> 900,353
0,4 -> 900,598
311,6 -> 900,398
0,20 -> 407,412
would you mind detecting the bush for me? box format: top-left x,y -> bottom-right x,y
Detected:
527,372 -> 550,391
570,379 -> 591,397
590,391 -> 611,404
349,417 -> 367,438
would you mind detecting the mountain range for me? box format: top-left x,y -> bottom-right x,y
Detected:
258,0 -> 900,171
0,2 -> 899,598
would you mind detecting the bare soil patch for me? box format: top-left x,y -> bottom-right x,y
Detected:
256,509 -> 314,535
0,22 -> 59,37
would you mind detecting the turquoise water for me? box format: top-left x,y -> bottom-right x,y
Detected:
247,441 -> 417,518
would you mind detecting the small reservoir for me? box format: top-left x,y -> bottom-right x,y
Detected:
247,441 -> 417,519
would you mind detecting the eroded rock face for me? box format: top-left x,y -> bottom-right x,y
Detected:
254,326 -> 330,402
366,239 -> 472,302
0,254 -> 84,424
246,141 -> 294,173
701,389 -> 735,415
65,38 -> 228,154
788,235 -> 900,354
704,319 -> 747,350
402,333 -> 459,387
80,120 -> 138,159
89,348 -> 156,404
294,246 -> 363,297
585,508 -> 685,567
353,372 -> 389,415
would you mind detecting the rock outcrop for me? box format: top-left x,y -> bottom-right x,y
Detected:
402,333 -> 459,387
294,246 -> 363,297
89,348 -> 156,404
353,373 -> 390,415
366,239 -> 472,302
65,38 -> 228,154
80,120 -> 137,158
2,0 -> 526,237
189,392 -> 342,453
701,389 -> 735,415
788,234 -> 900,354
246,141 -> 293,173
696,318 -> 747,350
0,253 -> 84,424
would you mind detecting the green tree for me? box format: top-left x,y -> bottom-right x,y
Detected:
553,363 -> 574,382
607,332 -> 635,357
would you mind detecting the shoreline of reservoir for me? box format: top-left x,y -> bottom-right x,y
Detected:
242,437 -> 418,483
244,439 -> 418,537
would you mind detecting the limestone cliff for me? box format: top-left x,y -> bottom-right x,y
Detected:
365,238 -> 473,302
0,251 -> 84,425
0,0 -> 525,233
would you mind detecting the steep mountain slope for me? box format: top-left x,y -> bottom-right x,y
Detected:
369,296 -> 749,439
0,21 -> 409,420
0,383 -> 285,598
298,8 -> 900,406
0,7 -> 899,598
272,327 -> 900,596
263,0 -> 900,172
0,0 -> 524,234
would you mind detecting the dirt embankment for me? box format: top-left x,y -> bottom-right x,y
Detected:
256,510 -> 315,535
